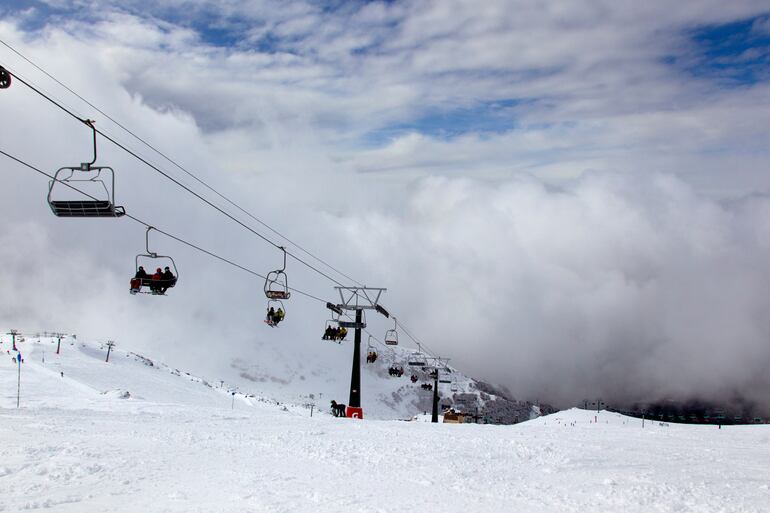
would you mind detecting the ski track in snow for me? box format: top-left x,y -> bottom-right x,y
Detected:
1,338 -> 769,512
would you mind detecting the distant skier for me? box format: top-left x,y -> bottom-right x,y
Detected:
60,371 -> 64,378
330,400 -> 346,417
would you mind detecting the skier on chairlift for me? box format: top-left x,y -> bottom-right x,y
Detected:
160,266 -> 175,294
131,266 -> 148,292
150,268 -> 163,294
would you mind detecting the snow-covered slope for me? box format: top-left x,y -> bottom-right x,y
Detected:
0,335 -> 301,413
227,337 -> 540,420
2,335 -> 770,512
1,332 -> 535,422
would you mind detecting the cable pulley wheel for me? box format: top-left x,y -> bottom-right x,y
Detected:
0,68 -> 10,89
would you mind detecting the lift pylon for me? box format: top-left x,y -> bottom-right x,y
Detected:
332,286 -> 388,420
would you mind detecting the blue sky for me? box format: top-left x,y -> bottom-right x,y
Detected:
2,2 -> 769,145
680,15 -> 770,85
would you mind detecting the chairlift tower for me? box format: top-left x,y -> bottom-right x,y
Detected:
8,329 -> 20,351
105,340 -> 115,363
333,286 -> 388,419
423,357 -> 450,424
54,332 -> 65,355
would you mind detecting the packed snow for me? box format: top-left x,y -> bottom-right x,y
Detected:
1,336 -> 769,512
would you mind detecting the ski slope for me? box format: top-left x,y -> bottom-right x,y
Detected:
1,337 -> 769,512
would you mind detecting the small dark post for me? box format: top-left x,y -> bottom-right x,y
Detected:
56,334 -> 63,355
9,329 -> 19,351
16,352 -> 21,408
105,341 -> 115,362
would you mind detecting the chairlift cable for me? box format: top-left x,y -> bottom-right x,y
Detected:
0,148 -> 329,305
0,38 -> 366,288
1,64 -> 355,291
1,58 -> 438,358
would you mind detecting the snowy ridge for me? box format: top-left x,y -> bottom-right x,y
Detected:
2,335 -> 770,512
0,334 -> 312,416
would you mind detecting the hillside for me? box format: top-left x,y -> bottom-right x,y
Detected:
2,334 -> 770,512
0,332 -> 538,421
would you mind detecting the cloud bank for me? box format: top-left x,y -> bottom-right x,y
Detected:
1,1 -> 770,410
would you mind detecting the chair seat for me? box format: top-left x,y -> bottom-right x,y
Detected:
50,200 -> 125,218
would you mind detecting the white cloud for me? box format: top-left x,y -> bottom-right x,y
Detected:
2,1 -> 770,409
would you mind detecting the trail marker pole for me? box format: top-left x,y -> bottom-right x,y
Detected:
16,352 -> 21,408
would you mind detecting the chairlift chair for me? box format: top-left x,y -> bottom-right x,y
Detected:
339,309 -> 366,330
130,227 -> 178,295
385,317 -> 398,346
365,335 -> 378,364
264,299 -> 285,327
322,316 -> 343,343
384,317 -> 398,346
0,66 -> 11,89
48,120 -> 125,218
407,352 -> 427,367
264,247 -> 291,300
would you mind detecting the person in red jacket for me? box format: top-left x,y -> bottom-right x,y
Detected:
151,268 -> 163,294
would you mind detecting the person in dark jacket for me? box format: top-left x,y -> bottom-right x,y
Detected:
160,266 -> 175,293
131,266 -> 148,293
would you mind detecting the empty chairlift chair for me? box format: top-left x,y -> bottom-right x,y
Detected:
407,351 -> 427,368
264,247 -> 291,300
338,309 -> 366,331
48,120 -> 125,218
384,317 -> 399,346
